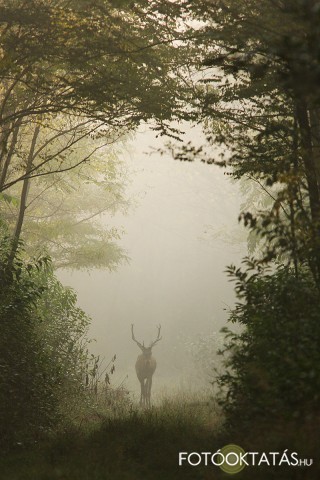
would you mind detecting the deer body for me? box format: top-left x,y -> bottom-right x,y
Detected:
135,353 -> 156,407
131,324 -> 161,407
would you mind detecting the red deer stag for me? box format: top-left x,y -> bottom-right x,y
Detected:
131,324 -> 162,407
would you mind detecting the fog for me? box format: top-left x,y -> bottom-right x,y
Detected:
58,126 -> 247,399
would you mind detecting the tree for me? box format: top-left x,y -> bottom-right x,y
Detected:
182,0 -> 320,279
162,0 -> 320,441
0,0 -> 190,162
0,114 -> 130,269
0,0 -> 194,267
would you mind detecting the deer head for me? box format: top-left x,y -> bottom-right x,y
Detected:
131,324 -> 162,358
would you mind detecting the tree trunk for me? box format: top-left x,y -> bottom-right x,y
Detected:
0,126 -> 11,176
309,107 -> 320,192
296,99 -> 320,223
7,124 -> 40,267
0,119 -> 22,190
295,98 -> 320,280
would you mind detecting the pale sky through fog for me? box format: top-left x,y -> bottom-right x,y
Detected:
58,124 -> 247,398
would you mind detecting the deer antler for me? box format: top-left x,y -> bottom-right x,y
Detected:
131,324 -> 144,351
149,324 -> 162,348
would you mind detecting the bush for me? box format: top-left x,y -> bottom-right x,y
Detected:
0,237 -> 57,448
0,237 -> 94,449
217,261 -> 320,430
34,268 -> 92,421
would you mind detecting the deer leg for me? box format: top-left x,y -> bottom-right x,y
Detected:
143,379 -> 147,407
145,378 -> 149,408
146,376 -> 152,408
139,379 -> 145,406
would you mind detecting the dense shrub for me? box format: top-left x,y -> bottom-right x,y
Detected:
217,261 -> 320,429
0,237 -> 92,448
34,269 -> 92,420
0,237 -> 56,447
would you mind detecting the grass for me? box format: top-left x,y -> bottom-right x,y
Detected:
0,392 -> 222,480
0,392 -> 319,480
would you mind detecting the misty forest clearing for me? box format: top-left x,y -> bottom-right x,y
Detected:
1,1 -> 320,479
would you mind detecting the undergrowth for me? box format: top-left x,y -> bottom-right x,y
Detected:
0,392 -> 318,480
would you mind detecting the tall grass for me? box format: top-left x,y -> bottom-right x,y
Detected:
0,391 -> 318,480
0,391 -> 222,480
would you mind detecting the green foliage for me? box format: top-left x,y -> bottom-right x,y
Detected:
0,237 -> 96,449
0,0 -> 191,135
0,239 -> 57,448
0,121 -> 130,270
0,193 -> 18,206
171,2 -> 320,442
0,0 -> 195,270
217,261 -> 320,428
34,268 -> 93,418
171,0 -> 320,279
